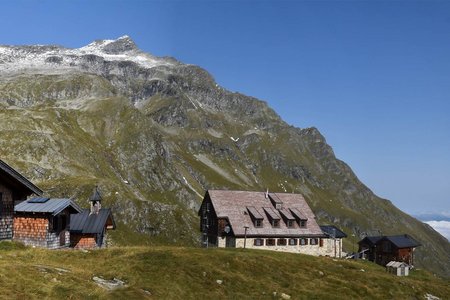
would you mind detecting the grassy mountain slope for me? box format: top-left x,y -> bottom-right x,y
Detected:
0,242 -> 447,299
0,45 -> 449,278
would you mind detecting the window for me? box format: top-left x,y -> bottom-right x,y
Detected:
272,219 -> 280,228
266,238 -> 276,246
254,219 -> 263,228
277,238 -> 287,246
299,220 -> 307,228
254,238 -> 264,246
287,220 -> 294,228
299,238 -> 308,246
289,238 -> 297,246
319,238 -> 324,247
310,238 -> 318,245
0,192 -> 2,215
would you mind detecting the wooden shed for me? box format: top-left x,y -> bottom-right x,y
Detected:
386,261 -> 410,276
0,159 -> 42,240
14,197 -> 82,248
69,187 -> 115,249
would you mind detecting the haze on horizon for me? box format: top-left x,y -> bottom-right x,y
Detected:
0,0 -> 449,216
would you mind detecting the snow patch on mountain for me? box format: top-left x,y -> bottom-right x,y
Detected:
0,36 -> 173,75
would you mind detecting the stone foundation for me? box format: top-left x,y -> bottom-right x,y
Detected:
215,237 -> 344,257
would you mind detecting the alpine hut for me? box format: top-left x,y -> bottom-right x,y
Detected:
199,190 -> 345,257
14,198 -> 82,248
358,234 -> 421,266
0,159 -> 42,240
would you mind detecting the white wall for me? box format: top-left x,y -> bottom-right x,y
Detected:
216,236 -> 344,257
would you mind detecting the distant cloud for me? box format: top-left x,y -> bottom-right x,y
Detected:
415,212 -> 450,222
425,221 -> 450,241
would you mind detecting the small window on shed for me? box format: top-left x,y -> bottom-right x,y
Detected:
299,238 -> 308,246
289,238 -> 297,246
254,238 -> 264,246
266,238 -> 276,246
310,238 -> 318,245
277,238 -> 287,246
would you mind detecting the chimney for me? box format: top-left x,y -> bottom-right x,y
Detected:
89,185 -> 102,214
265,188 -> 269,199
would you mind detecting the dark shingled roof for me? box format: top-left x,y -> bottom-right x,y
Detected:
70,209 -> 115,234
89,186 -> 102,202
383,235 -> 421,248
15,198 -> 81,215
358,234 -> 421,248
0,159 -> 42,196
320,225 -> 347,238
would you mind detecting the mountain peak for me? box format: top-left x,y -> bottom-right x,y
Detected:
103,35 -> 137,54
81,35 -> 138,54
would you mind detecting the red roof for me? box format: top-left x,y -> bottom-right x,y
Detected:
206,190 -> 324,237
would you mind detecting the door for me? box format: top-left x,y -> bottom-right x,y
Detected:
59,215 -> 67,246
225,236 -> 236,248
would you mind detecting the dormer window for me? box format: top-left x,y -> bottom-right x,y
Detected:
287,220 -> 294,228
275,203 -> 282,210
290,208 -> 308,228
263,207 -> 281,228
247,206 -> 264,229
272,219 -> 280,228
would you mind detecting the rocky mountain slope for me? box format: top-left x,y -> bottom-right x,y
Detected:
0,36 -> 448,277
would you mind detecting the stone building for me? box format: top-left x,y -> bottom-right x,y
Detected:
199,190 -> 346,257
70,187 -> 115,249
14,198 -> 82,248
320,225 -> 347,258
0,159 -> 42,240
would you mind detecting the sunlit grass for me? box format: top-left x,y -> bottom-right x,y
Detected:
0,241 -> 447,299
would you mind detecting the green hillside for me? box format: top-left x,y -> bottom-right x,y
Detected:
1,38 -> 449,277
0,242 -> 447,299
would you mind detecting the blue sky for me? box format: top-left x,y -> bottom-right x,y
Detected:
1,1 -> 449,215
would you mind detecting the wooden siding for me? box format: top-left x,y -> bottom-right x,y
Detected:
0,182 -> 15,239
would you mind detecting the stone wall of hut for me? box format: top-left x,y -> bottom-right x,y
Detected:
216,236 -> 344,257
0,183 -> 15,239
